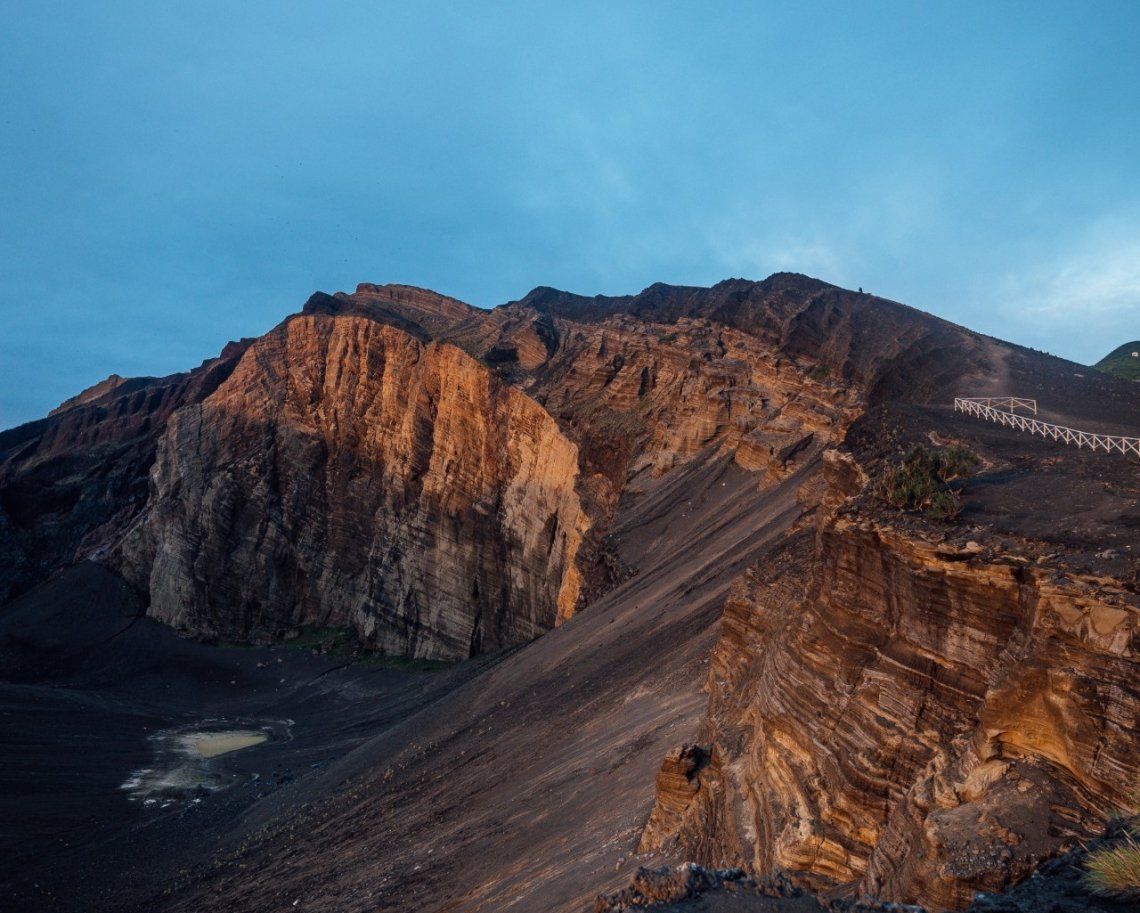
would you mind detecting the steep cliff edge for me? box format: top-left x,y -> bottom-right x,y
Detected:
1,276 -> 873,652
642,436 -> 1140,910
113,315 -> 588,660
298,280 -> 865,600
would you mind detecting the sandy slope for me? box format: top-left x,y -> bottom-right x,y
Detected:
0,448 -> 812,913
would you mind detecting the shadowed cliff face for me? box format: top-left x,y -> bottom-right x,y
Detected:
0,342 -> 251,605
113,315 -> 587,660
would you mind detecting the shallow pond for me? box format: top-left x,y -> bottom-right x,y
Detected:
121,718 -> 291,808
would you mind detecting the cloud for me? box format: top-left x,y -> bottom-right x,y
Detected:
996,222 -> 1140,361
759,239 -> 849,281
1017,239 -> 1140,320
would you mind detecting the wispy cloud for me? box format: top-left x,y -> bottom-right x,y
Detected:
996,222 -> 1140,361
1016,240 -> 1140,319
702,215 -> 854,286
759,238 -> 850,281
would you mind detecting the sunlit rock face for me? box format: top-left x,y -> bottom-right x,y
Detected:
647,449 -> 1139,911
114,316 -> 588,660
525,315 -> 852,483
315,280 -> 865,599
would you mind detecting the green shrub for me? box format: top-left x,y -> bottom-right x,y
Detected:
1084,833 -> 1140,899
938,443 -> 981,481
926,489 -> 962,520
877,444 -> 979,520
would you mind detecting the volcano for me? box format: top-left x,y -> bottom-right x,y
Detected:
2,274 -> 1137,913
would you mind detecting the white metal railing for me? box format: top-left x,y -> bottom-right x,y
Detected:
954,397 -> 1140,457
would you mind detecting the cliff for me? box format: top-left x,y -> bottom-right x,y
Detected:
3,275 -> 1139,913
113,315 -> 588,659
299,280 -> 865,600
0,342 -> 250,606
641,440 -> 1140,911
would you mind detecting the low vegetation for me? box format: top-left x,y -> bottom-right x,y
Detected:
226,626 -> 452,670
877,443 -> 980,519
565,400 -> 647,437
1084,796 -> 1140,900
1084,829 -> 1140,900
1094,341 -> 1140,381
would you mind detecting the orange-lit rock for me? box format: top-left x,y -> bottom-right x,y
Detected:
652,448 -> 1140,910
114,316 -> 588,660
4,274 -> 1140,913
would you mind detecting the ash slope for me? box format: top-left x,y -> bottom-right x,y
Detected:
163,449 -> 813,913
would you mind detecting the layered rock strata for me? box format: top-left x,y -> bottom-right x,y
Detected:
114,315 -> 588,659
314,282 -> 862,599
644,449 -> 1139,910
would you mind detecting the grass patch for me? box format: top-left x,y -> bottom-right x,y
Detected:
221,626 -> 452,671
565,400 -> 647,437
1085,831 -> 1140,900
364,654 -> 454,671
282,626 -> 358,654
283,627 -> 453,669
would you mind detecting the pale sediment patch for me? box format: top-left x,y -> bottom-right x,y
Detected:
183,730 -> 268,758
121,718 -> 290,806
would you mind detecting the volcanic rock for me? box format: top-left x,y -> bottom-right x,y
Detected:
3,274 -> 1140,913
0,342 -> 251,605
642,432 -> 1139,910
113,315 -> 588,660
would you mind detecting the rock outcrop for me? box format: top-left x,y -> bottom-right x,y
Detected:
308,280 -> 863,601
113,315 -> 588,659
644,443 -> 1140,910
0,343 -> 251,605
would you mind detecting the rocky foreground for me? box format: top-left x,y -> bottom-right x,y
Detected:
1,274 -> 1137,912
592,837 -> 1140,912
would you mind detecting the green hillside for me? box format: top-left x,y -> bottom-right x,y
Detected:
1094,341 -> 1140,380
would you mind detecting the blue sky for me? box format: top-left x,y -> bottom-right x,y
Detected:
2,2 -> 1139,429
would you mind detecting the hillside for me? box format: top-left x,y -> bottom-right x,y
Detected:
1094,340 -> 1140,380
1,274 -> 1138,913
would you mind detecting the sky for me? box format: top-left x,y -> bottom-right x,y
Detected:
2,1 -> 1139,429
